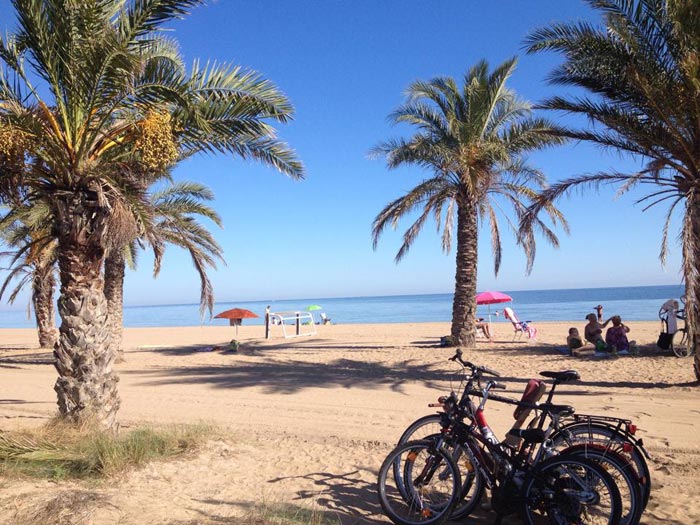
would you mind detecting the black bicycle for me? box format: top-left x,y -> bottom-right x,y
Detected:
378,355 -> 623,525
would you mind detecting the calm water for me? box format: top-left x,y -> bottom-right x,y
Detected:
0,284 -> 685,329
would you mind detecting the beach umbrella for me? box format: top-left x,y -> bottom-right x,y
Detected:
475,291 -> 513,305
214,308 -> 259,338
475,291 -> 512,323
306,304 -> 323,323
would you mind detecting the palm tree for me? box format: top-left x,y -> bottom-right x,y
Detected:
0,1 -> 303,427
0,203 -> 59,348
372,58 -> 566,346
523,0 -> 700,379
1,180 -> 224,359
103,180 -> 224,360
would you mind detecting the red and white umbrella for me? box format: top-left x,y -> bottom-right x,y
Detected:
475,291 -> 513,323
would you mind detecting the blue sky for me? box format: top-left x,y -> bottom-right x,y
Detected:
0,1 -> 685,310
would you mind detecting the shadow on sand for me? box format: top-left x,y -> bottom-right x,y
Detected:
126,339 -> 696,395
0,350 -> 53,366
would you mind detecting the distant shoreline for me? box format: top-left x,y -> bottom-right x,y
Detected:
0,282 -> 683,312
124,282 -> 684,309
0,283 -> 684,329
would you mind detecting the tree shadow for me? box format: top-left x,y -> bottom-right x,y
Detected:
266,469 -> 385,524
126,346 -> 696,396
0,399 -> 47,404
485,374 -> 697,393
121,330 -> 700,397
0,351 -> 53,365
130,344 -> 230,356
244,339 -> 390,353
264,468 -> 502,524
128,357 -> 456,395
0,344 -> 40,351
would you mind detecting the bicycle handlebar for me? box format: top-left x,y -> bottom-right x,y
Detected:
449,349 -> 501,377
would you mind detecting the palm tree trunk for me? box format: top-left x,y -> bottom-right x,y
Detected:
685,197 -> 700,381
32,263 -> 58,348
53,196 -> 120,428
104,249 -> 125,362
451,199 -> 479,347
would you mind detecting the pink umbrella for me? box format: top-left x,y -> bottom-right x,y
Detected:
475,291 -> 513,305
475,291 -> 513,324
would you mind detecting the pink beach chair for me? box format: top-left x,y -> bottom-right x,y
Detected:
503,307 -> 537,341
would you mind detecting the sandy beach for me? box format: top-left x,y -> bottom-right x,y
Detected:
0,320 -> 698,525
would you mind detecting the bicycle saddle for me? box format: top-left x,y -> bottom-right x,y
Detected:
539,403 -> 575,417
539,370 -> 580,383
507,428 -> 546,444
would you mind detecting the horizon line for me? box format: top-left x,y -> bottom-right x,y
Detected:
120,282 -> 684,310
0,282 -> 684,313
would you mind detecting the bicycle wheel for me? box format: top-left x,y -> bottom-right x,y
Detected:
396,415 -> 485,519
521,454 -> 622,525
398,414 -> 444,443
558,446 -> 642,525
551,422 -> 651,510
378,439 -> 461,525
672,330 -> 691,357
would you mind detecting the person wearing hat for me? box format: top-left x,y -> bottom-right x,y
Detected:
584,313 -> 613,354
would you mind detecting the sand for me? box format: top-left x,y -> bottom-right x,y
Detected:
0,320 -> 698,524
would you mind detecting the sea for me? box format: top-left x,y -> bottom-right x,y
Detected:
0,284 -> 685,329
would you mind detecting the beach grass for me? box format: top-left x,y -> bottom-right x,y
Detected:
0,420 -> 212,480
160,502 -> 341,525
241,502 -> 341,525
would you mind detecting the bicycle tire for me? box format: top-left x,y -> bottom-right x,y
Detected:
396,414 -> 485,519
398,414 -> 444,443
521,454 -> 622,525
377,439 -> 461,525
551,421 -> 651,509
558,445 -> 643,525
672,339 -> 691,357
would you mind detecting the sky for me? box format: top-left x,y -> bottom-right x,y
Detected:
0,0 -> 686,310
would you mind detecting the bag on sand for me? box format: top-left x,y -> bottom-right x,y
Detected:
657,332 -> 674,350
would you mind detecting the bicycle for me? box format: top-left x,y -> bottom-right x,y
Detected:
379,355 -> 623,525
399,350 -> 651,503
394,350 -> 644,524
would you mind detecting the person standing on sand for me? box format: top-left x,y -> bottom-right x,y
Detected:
594,304 -> 604,322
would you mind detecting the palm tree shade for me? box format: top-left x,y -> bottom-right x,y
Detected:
0,1 -> 303,427
372,58 -> 565,347
524,0 -> 700,379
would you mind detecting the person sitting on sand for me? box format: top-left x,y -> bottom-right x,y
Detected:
584,313 -> 614,354
566,327 -> 584,356
476,318 -> 493,341
567,327 -> 594,357
605,315 -> 633,355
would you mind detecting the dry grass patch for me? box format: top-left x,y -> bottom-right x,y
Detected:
164,503 -> 341,525
9,490 -> 110,525
0,420 -> 212,480
241,503 -> 341,525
